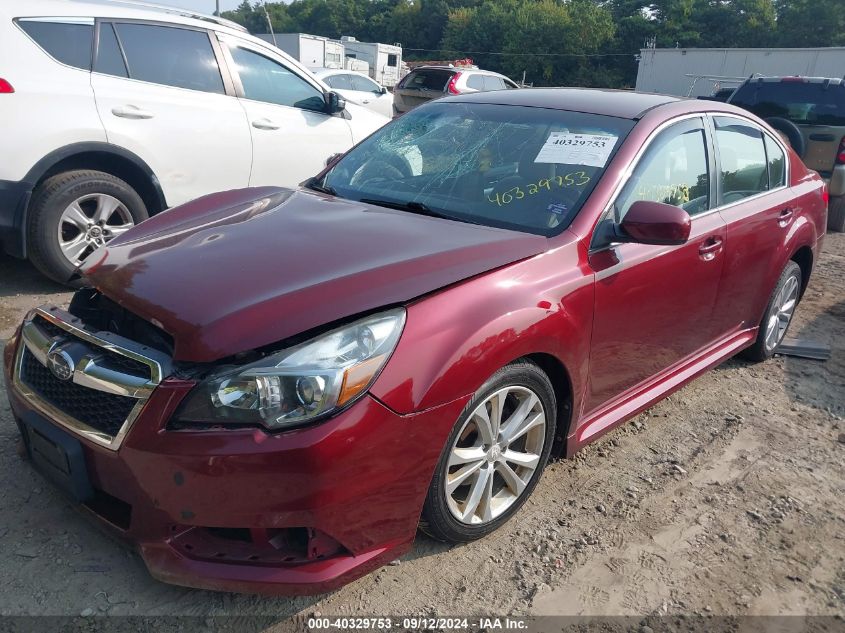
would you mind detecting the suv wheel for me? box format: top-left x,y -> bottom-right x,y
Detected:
27,170 -> 148,284
420,361 -> 556,543
829,195 -> 845,233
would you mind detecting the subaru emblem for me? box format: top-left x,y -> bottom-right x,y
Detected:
46,347 -> 75,381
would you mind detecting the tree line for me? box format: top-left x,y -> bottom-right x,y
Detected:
222,0 -> 845,88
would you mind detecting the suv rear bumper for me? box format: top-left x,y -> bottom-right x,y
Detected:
828,165 -> 845,198
3,330 -> 468,595
0,179 -> 31,258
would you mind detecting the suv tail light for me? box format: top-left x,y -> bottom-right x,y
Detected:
836,136 -> 845,165
0,78 -> 14,93
447,72 -> 463,95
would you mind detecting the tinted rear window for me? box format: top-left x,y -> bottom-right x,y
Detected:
401,69 -> 453,91
732,81 -> 845,126
112,23 -> 224,94
19,20 -> 93,70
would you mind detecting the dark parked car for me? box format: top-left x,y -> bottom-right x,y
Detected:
728,75 -> 845,231
4,89 -> 827,595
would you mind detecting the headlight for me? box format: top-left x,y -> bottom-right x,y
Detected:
177,308 -> 405,430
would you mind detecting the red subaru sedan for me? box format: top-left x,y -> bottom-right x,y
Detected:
3,89 -> 827,595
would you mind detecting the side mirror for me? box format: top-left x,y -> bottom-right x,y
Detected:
325,91 -> 346,114
380,86 -> 388,95
325,152 -> 344,167
619,200 -> 691,245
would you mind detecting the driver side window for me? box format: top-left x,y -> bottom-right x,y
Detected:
615,121 -> 711,223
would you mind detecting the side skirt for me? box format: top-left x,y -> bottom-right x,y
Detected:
567,328 -> 757,457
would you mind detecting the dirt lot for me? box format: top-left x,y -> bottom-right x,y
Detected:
0,234 -> 843,629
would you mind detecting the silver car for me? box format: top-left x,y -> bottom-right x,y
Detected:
393,66 -> 519,115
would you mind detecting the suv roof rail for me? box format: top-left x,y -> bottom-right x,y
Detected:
85,0 -> 249,32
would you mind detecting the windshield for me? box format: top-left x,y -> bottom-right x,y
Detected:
322,102 -> 634,236
732,82 -> 845,126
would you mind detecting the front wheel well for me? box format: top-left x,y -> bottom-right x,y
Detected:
790,245 -> 813,300
33,151 -> 165,217
522,353 -> 573,458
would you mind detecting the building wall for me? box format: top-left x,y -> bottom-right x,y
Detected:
636,48 -> 845,97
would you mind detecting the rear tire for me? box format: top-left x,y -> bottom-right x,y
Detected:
828,195 -> 845,233
27,170 -> 148,285
420,361 -> 556,543
740,261 -> 802,362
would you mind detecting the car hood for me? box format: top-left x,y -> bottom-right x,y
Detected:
81,187 -> 548,362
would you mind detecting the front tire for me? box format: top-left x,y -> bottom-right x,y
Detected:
27,170 -> 148,285
420,361 -> 556,543
740,261 -> 802,362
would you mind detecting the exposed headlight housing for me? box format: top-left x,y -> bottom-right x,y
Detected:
177,308 -> 405,430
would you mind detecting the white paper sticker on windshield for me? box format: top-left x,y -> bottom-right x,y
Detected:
534,133 -> 618,167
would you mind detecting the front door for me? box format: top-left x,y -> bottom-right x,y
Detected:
585,117 -> 726,414
219,36 -> 353,188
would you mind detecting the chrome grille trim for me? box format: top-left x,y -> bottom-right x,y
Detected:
12,306 -> 171,450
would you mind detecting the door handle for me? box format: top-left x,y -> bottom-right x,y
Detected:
252,118 -> 280,130
698,236 -> 724,261
808,133 -> 835,142
778,207 -> 794,227
111,105 -> 154,120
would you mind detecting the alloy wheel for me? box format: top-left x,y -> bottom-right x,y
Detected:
445,386 -> 547,525
764,274 -> 799,352
57,193 -> 135,266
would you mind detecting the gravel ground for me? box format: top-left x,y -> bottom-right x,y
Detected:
0,234 -> 843,629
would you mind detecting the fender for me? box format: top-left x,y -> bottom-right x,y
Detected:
9,142 -> 168,258
370,239 -> 595,424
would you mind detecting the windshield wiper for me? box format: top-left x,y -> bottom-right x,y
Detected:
359,198 -> 479,225
304,178 -> 337,196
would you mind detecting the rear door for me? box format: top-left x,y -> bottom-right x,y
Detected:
219,35 -> 353,187
90,20 -> 252,207
709,115 -> 796,333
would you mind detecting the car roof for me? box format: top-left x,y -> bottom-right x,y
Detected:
445,88 -> 684,120
2,0 -> 247,35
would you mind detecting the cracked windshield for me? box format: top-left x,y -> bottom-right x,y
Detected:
323,102 -> 635,235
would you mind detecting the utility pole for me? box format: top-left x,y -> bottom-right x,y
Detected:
214,0 -> 220,16
263,1 -> 276,46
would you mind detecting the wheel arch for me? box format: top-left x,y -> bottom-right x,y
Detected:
20,143 -> 167,252
522,352 -> 574,459
789,244 -> 813,300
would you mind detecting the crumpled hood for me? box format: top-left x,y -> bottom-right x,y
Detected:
81,187 -> 548,362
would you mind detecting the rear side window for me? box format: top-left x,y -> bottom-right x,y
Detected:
94,23 -> 127,78
714,117 -> 769,202
765,134 -> 786,188
110,23 -> 224,94
229,46 -> 325,112
467,75 -> 485,90
400,70 -> 453,91
731,81 -> 845,126
18,19 -> 93,70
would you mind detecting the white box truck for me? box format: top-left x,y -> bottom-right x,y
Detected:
256,33 -> 344,68
340,36 -> 402,88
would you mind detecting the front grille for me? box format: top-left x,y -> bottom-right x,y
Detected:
32,315 -> 151,379
20,349 -> 138,437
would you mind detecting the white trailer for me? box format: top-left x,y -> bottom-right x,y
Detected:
340,36 -> 402,88
256,33 -> 344,68
636,47 -> 845,97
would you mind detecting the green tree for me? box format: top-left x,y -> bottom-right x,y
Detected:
776,0 -> 845,47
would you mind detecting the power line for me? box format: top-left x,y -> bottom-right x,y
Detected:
402,47 -> 637,58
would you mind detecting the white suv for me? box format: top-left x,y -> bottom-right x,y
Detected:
0,0 -> 389,283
